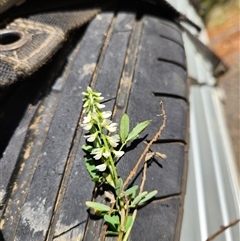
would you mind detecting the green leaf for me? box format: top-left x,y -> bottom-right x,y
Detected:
82,145 -> 93,153
120,185 -> 138,198
125,216 -> 133,231
104,215 -> 120,231
120,114 -> 130,143
86,201 -> 110,213
138,190 -> 158,206
116,178 -> 123,196
105,173 -> 115,188
131,188 -> 137,200
111,215 -> 120,225
131,191 -> 148,207
84,157 -> 99,181
126,120 -> 151,143
106,230 -> 119,236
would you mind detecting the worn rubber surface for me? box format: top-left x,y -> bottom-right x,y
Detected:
0,5 -> 189,241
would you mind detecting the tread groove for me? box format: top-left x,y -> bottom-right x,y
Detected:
44,13 -> 117,241
90,12 -> 117,88
157,57 -> 186,70
53,220 -> 87,239
113,16 -> 143,121
152,92 -> 188,102
154,193 -> 181,202
159,34 -> 184,49
148,139 -> 186,145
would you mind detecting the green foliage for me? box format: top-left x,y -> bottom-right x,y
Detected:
131,191 -> 148,207
104,214 -> 120,231
138,190 -> 158,206
86,201 -> 111,213
120,114 -> 130,144
116,178 -> 123,196
125,216 -> 133,231
121,185 -> 138,198
84,156 -> 99,182
125,119 -> 151,143
81,87 -> 157,240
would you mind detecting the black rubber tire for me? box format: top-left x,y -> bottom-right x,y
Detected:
0,5 -> 189,241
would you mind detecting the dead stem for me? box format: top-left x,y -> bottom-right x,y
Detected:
206,219 -> 240,241
101,201 -> 116,241
123,101 -> 167,189
139,159 -> 148,193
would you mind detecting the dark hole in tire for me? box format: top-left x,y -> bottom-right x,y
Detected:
0,31 -> 21,45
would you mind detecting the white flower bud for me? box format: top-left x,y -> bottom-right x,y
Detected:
113,150 -> 124,158
84,132 -> 98,142
91,148 -> 103,160
81,122 -> 93,131
106,122 -> 118,132
101,119 -> 118,132
96,164 -> 107,172
103,151 -> 111,158
107,135 -> 120,147
102,111 -> 112,119
82,114 -> 91,124
96,103 -> 105,109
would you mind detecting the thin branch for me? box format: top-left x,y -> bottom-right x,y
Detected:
206,219 -> 240,241
123,101 -> 167,188
139,158 -> 148,193
101,201 -> 116,241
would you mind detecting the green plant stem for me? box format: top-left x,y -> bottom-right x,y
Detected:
119,142 -> 127,152
117,200 -> 130,241
102,134 -> 118,184
96,119 -> 118,185
123,209 -> 137,241
118,209 -> 125,241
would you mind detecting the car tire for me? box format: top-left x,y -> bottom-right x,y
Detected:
0,4 -> 189,241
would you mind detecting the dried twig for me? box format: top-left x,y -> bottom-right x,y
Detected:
101,201 -> 116,241
123,101 -> 167,189
101,223 -> 108,241
139,158 -> 148,193
206,219 -> 240,241
139,152 -> 166,194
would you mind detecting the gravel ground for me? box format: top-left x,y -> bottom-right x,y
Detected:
207,1 -> 240,173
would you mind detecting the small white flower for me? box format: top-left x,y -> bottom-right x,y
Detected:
93,91 -> 101,97
87,86 -> 93,93
82,114 -> 91,124
91,111 -> 99,121
84,132 -> 98,142
96,164 -> 107,172
96,103 -> 105,109
81,122 -> 93,131
102,118 -> 111,126
107,135 -> 120,147
83,100 -> 90,108
91,148 -> 103,160
106,122 -> 118,132
113,150 -> 124,158
101,111 -> 112,119
102,119 -> 118,133
96,96 -> 104,101
103,151 -> 111,158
